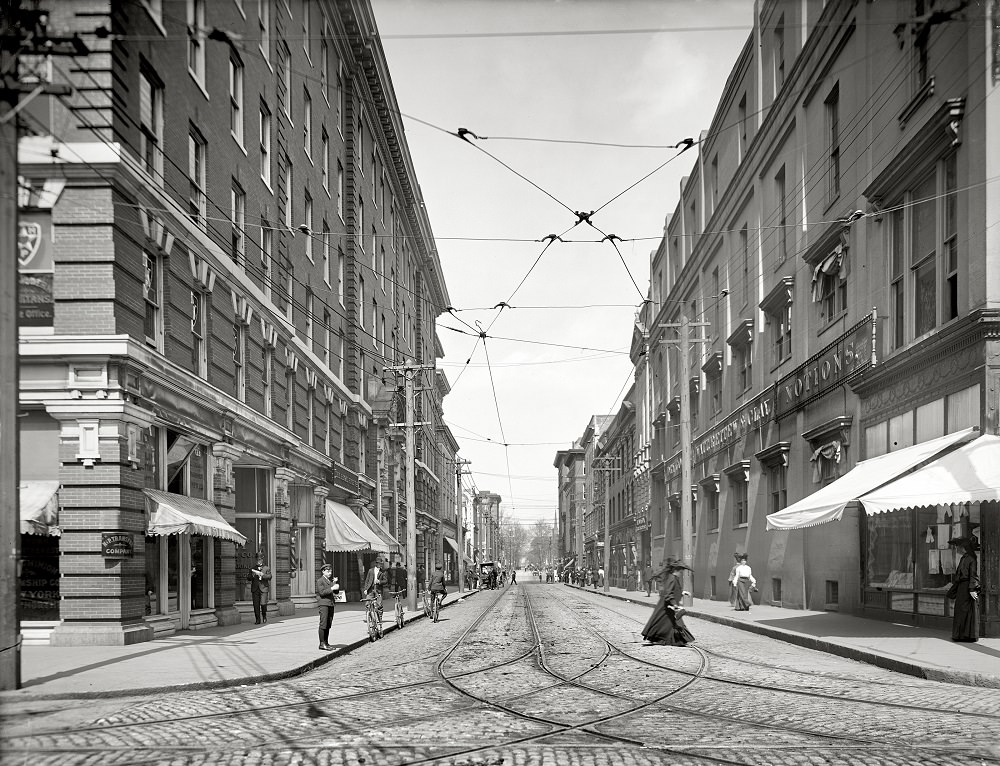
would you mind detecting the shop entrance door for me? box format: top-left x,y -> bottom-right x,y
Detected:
291,524 -> 315,597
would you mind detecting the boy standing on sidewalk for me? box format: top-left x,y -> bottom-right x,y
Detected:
316,563 -> 340,650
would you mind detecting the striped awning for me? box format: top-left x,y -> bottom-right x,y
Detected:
20,481 -> 60,536
358,507 -> 401,553
144,489 -> 247,545
325,500 -> 390,553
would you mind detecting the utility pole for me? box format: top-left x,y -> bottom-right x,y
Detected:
591,456 -> 619,594
1,4 -> 85,692
455,458 -> 470,593
385,360 -> 433,614
661,314 -> 709,607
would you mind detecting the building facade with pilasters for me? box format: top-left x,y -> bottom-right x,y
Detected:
639,0 -> 998,633
16,0 -> 453,645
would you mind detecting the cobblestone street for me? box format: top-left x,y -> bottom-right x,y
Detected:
3,582 -> 999,766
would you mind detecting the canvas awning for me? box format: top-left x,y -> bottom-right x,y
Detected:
766,427 -> 978,531
324,500 -> 390,553
144,489 -> 247,545
358,507 -> 401,553
443,536 -> 461,555
20,481 -> 60,536
859,435 -> 1000,514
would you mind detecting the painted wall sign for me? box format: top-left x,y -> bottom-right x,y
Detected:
102,532 -> 135,559
692,388 -> 774,464
774,311 -> 876,420
18,212 -> 54,327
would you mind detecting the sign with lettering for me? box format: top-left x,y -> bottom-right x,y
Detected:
774,311 -> 876,420
692,388 -> 774,464
102,532 -> 135,559
18,212 -> 54,327
19,272 -> 54,326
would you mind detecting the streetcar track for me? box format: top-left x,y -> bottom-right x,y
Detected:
572,587 -> 1000,719
5,582 -> 998,766
545,584 -> 1000,759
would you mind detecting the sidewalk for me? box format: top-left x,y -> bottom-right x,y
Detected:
0,590 -> 478,700
568,582 -> 1000,688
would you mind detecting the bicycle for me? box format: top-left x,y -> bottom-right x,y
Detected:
389,589 -> 405,630
363,594 -> 383,642
430,590 -> 444,623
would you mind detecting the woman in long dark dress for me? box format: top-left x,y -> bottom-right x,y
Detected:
948,537 -> 980,643
642,558 -> 695,646
732,553 -> 756,612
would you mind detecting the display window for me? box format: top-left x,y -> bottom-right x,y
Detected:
235,467 -> 274,601
866,503 -> 979,597
144,427 -> 215,623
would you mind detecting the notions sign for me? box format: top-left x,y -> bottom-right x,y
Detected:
775,310 -> 876,420
102,532 -> 135,559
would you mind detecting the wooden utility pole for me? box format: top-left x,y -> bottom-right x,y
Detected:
455,458 -> 470,592
661,315 -> 709,607
0,2 -> 21,693
385,361 -> 433,613
591,456 -> 619,594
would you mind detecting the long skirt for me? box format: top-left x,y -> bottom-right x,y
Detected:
734,577 -> 753,611
728,582 -> 737,607
642,597 -> 695,646
952,584 -> 979,642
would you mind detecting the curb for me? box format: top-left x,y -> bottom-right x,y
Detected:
567,584 -> 1000,689
1,590 -> 481,701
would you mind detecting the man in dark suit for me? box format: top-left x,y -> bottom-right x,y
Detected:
362,555 -> 388,625
315,563 -> 340,650
248,552 -> 272,624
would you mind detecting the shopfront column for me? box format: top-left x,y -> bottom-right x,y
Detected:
212,443 -> 242,626
49,412 -> 152,646
273,467 -> 295,616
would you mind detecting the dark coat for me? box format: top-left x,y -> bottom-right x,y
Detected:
315,574 -> 340,606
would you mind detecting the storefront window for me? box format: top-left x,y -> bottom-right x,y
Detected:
190,536 -> 211,609
235,467 -> 274,601
866,512 -> 914,589
145,535 -> 160,615
20,535 -> 60,621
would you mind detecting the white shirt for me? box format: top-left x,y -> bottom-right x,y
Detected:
733,563 -> 756,586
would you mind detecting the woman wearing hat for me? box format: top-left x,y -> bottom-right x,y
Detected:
732,553 -> 756,612
727,552 -> 740,608
641,558 -> 695,646
947,537 -> 981,642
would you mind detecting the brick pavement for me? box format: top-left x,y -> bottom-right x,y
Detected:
3,582 -> 1000,766
567,580 -> 1000,688
1,589 -> 480,699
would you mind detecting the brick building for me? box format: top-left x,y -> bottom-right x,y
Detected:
16,0 -> 455,645
636,0 -> 999,634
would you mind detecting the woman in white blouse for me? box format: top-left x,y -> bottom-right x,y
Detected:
732,553 -> 756,612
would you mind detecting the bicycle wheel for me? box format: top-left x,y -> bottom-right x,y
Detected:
432,595 -> 440,623
376,609 -> 384,639
366,606 -> 377,642
396,601 -> 404,629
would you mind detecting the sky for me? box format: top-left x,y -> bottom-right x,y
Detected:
370,0 -> 755,529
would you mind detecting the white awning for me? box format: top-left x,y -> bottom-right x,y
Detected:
20,481 -> 60,536
144,489 -> 247,545
324,500 -> 390,553
443,536 -> 460,555
766,427 -> 978,531
358,507 -> 401,553
859,435 -> 1000,513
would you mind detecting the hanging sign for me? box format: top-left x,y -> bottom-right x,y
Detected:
102,532 -> 135,559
